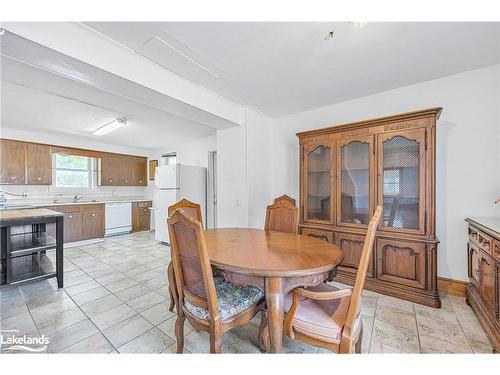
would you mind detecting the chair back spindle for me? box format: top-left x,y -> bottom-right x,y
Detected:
343,205 -> 382,337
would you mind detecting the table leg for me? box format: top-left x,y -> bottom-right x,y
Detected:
264,277 -> 284,353
56,216 -> 64,288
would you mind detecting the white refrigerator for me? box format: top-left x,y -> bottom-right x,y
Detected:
153,164 -> 207,244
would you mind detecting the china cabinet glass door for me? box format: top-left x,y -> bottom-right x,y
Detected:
304,143 -> 332,222
378,129 -> 426,233
337,136 -> 374,226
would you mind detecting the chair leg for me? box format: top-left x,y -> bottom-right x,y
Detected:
175,314 -> 186,353
167,262 -> 177,312
209,326 -> 223,354
258,310 -> 269,353
355,326 -> 363,354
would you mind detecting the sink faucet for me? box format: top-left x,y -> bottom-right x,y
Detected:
73,194 -> 85,203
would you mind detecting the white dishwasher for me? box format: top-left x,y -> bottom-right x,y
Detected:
105,202 -> 132,236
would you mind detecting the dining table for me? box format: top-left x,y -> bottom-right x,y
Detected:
204,228 -> 344,353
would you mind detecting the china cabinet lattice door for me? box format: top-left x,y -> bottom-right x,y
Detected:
302,140 -> 334,224
336,135 -> 375,228
377,129 -> 426,235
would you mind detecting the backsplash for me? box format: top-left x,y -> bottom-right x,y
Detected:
0,183 -> 153,204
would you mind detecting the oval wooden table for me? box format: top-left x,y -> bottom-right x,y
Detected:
204,228 -> 343,353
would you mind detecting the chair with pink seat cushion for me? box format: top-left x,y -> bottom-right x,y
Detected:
283,205 -> 382,353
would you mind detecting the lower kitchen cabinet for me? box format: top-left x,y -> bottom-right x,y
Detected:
46,204 -> 105,243
132,201 -> 151,232
82,204 -> 105,240
337,232 -> 374,277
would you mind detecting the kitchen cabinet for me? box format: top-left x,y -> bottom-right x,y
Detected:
99,153 -> 120,186
298,108 -> 441,307
132,201 -> 152,232
82,204 -> 105,240
0,139 -> 26,184
26,143 -> 52,185
99,152 -> 148,187
46,204 -> 105,243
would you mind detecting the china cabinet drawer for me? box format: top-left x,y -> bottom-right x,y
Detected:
300,228 -> 333,243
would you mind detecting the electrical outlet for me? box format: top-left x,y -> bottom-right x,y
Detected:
235,199 -> 241,207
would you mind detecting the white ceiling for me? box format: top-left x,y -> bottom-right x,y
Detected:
83,22 -> 500,117
0,30 -> 217,150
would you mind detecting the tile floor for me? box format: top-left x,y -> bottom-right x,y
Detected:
0,231 -> 494,354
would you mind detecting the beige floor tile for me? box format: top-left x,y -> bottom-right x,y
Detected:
127,291 -> 166,312
376,304 -> 418,332
114,284 -> 152,302
90,303 -> 137,330
60,333 -> 114,353
48,319 -> 99,353
420,335 -> 473,353
377,294 -> 415,313
117,327 -> 174,353
140,301 -> 174,325
36,306 -> 87,335
102,314 -> 153,348
80,294 -> 123,317
370,319 -> 420,353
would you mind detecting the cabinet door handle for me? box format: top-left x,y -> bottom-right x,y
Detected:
125,180 -> 128,183
37,177 -> 42,181
144,209 -> 147,212
91,213 -> 96,217
9,176 -> 16,180
108,179 -> 113,183
68,215 -> 73,219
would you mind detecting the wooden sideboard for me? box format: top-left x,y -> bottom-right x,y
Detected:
465,217 -> 500,352
297,108 -> 441,307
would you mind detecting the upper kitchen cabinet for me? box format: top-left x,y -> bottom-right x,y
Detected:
302,139 -> 334,224
0,139 -> 26,184
98,152 -> 148,187
26,143 -> 52,185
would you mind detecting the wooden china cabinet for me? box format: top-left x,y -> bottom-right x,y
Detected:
297,108 -> 442,307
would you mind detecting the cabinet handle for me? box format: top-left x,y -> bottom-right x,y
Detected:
144,209 -> 147,212
108,179 -> 113,183
139,180 -> 143,184
37,177 -> 42,181
68,215 -> 73,219
91,213 -> 96,217
125,180 -> 128,183
9,176 -> 16,180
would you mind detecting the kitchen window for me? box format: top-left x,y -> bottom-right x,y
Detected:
52,154 -> 96,190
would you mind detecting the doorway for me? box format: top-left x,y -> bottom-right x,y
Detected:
207,150 -> 217,229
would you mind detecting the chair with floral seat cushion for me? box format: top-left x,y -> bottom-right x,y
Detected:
264,197 -> 299,234
168,209 -> 265,353
283,205 -> 382,354
167,199 -> 204,312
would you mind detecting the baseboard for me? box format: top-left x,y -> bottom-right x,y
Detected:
437,277 -> 468,297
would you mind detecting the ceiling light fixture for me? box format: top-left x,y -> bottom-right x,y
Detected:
92,117 -> 127,136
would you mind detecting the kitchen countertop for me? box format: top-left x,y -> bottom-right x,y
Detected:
0,208 -> 63,222
3,197 -> 153,208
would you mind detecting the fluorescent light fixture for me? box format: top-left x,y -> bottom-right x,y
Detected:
92,117 -> 127,136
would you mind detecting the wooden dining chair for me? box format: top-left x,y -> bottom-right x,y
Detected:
283,205 -> 382,353
168,209 -> 265,353
273,194 -> 296,207
264,197 -> 299,234
167,199 -> 203,312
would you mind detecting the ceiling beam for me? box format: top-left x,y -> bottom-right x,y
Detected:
1,22 -> 243,129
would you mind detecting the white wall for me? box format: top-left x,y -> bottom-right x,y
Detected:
151,135 -> 216,169
272,64 -> 500,281
0,126 -> 154,200
216,123 -> 248,228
